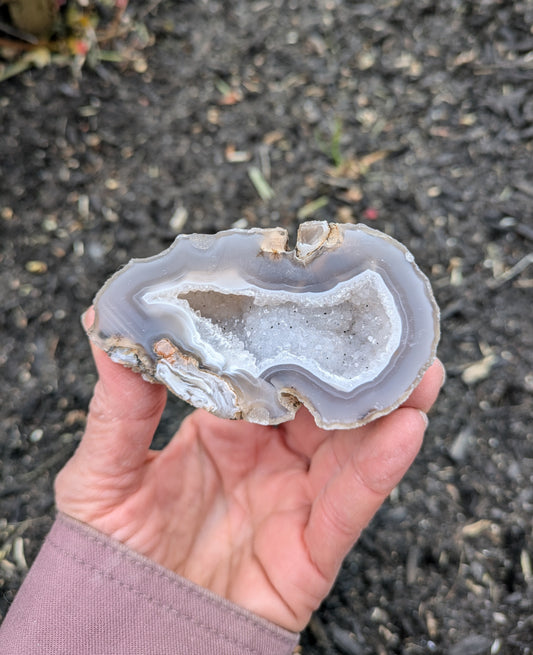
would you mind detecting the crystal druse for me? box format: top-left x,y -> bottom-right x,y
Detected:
88,221 -> 440,429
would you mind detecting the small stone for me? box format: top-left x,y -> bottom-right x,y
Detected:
29,428 -> 43,443
169,206 -> 188,233
329,624 -> 364,655
449,427 -> 474,461
461,519 -> 492,538
462,354 -> 498,385
133,57 -> 148,74
25,260 -> 48,274
370,607 -> 389,623
449,634 -> 492,655
105,178 -> 120,190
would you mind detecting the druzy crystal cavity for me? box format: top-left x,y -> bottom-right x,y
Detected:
88,221 -> 440,429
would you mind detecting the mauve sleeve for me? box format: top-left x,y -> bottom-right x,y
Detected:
0,512 -> 299,655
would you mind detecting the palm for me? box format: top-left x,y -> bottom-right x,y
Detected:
145,411 -> 330,627
56,342 -> 443,632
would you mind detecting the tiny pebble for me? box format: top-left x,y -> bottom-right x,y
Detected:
25,260 -> 48,274
449,634 -> 492,655
29,428 -> 44,443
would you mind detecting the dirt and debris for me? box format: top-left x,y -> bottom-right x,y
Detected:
1,1 -> 532,653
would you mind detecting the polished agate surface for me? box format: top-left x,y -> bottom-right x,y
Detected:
88,221 -> 440,429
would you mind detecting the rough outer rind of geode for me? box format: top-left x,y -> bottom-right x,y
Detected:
88,221 -> 440,429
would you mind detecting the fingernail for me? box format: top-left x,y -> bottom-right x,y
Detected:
80,311 -> 90,332
81,306 -> 95,332
419,410 -> 429,428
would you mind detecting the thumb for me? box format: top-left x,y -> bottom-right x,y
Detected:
75,307 -> 167,477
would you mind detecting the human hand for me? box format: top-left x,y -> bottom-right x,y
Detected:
55,308 -> 444,632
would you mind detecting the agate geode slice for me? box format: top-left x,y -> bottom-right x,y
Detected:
88,221 -> 440,429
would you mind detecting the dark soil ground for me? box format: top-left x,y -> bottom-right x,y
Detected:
1,1 -> 533,653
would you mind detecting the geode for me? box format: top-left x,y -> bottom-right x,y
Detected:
88,221 -> 440,429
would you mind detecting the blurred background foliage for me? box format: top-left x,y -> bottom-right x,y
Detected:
0,0 -> 153,80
